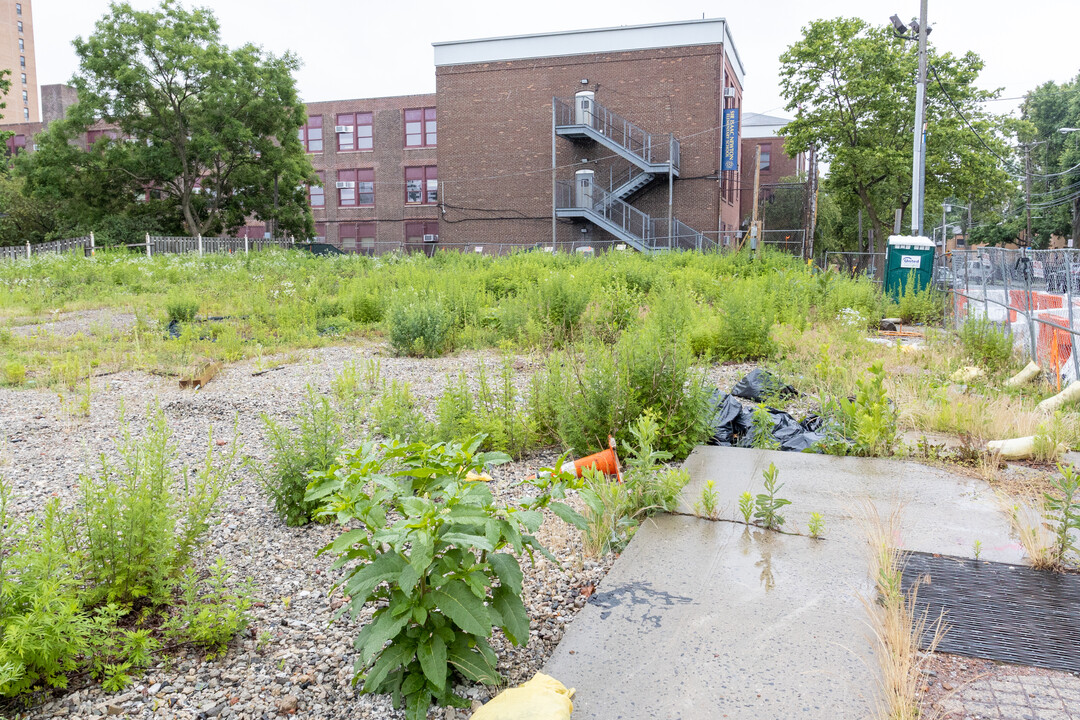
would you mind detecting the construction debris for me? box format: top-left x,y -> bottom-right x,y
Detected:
179,361 -> 223,390
1036,380 -> 1080,413
1004,361 -> 1042,388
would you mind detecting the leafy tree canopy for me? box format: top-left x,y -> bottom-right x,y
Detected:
779,17 -> 1013,253
21,0 -> 316,239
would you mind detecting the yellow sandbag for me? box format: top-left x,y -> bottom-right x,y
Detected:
1036,380 -> 1080,413
1004,361 -> 1042,388
470,673 -> 574,720
987,436 -> 1036,460
950,366 -> 985,383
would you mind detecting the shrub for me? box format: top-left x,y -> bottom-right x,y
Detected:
387,295 -> 452,357
888,273 -> 944,325
537,273 -> 590,343
163,558 -> 253,659
0,492 -> 90,697
958,318 -> 1014,372
530,328 -> 711,460
824,362 -> 898,457
164,294 -> 200,323
71,407 -> 237,606
307,436 -> 583,720
259,385 -> 344,527
714,282 -> 776,361
433,359 -> 536,458
1044,464 -> 1080,568
2,361 -> 25,386
346,288 -> 385,324
372,380 -> 432,442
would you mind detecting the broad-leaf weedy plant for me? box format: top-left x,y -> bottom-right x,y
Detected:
307,435 -> 585,719
753,463 -> 791,531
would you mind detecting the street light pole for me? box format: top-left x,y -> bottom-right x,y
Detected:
911,0 -> 929,237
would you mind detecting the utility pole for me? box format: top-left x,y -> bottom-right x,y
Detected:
750,145 -> 762,257
1024,143 -> 1032,247
911,0 -> 929,236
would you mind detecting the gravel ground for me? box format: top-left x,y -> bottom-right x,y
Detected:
7,308 -> 136,338
0,341 -> 624,720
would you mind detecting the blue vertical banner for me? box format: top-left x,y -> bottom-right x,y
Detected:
722,108 -> 739,172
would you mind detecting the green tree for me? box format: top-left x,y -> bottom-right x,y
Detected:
58,0 -> 315,238
1020,76 -> 1080,245
778,18 -> 1012,252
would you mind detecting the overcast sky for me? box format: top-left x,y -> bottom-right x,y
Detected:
30,0 -> 1080,120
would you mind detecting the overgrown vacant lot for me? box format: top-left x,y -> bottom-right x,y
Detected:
0,248 -> 1077,718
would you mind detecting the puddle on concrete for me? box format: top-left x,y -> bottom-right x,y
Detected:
588,580 -> 694,627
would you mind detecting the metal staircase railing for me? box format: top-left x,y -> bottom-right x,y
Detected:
555,180 -> 709,253
554,97 -> 679,174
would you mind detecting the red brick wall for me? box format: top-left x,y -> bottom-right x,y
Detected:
738,136 -> 804,224
303,93 -> 439,249
435,43 -> 741,248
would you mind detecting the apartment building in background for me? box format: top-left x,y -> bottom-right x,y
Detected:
0,0 -> 38,124
4,17 -> 746,253
738,112 -> 806,225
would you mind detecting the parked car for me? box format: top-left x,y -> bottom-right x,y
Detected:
933,266 -> 956,291
294,242 -> 344,256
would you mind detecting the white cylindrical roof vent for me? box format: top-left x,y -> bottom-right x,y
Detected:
575,169 -> 595,209
574,91 -> 595,126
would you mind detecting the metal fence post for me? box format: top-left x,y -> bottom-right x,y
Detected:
980,249 -> 990,321
25,241 -> 31,259
244,237 -> 249,255
197,234 -> 203,256
89,231 -> 95,257
1065,250 -> 1080,381
146,233 -> 152,258
1001,250 -> 1012,336
1022,249 -> 1037,363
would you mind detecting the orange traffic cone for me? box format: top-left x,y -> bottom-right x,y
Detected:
558,436 -> 623,483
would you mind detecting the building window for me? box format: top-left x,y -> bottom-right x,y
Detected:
759,143 -> 771,172
16,3 -> 22,15
20,56 -> 25,68
404,107 -> 436,147
5,134 -> 27,156
22,108 -> 28,120
313,222 -> 326,241
336,112 -> 373,152
337,168 -> 374,207
405,221 -> 439,244
21,73 -> 26,84
18,21 -> 23,33
309,171 -> 325,208
339,222 -> 377,254
22,91 -> 28,103
405,166 -> 438,204
19,38 -> 24,51
298,116 -> 323,153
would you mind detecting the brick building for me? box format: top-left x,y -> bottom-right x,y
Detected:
298,94 -> 440,252
0,0 -> 37,124
4,18 -> 747,253
434,19 -> 744,251
738,112 -> 805,225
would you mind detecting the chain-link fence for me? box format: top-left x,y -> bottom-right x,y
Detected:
824,251 -> 886,282
950,247 -> 1080,383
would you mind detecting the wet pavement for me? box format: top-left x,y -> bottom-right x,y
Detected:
544,447 -> 1023,719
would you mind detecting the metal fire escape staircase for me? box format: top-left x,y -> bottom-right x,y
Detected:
553,95 -> 713,252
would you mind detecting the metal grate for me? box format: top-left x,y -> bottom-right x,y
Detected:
900,551 -> 1080,672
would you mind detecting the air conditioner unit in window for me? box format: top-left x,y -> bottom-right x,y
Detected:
335,181 -> 355,189
423,234 -> 437,243
723,87 -> 737,98
335,126 -> 354,133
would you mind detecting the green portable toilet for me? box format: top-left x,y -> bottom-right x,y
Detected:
884,235 -> 935,297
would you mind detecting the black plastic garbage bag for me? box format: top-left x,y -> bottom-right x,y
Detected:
730,369 -> 798,403
707,391 -> 754,446
737,407 -> 826,452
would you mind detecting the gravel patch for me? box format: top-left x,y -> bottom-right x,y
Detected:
7,308 -> 137,338
0,341 -> 614,720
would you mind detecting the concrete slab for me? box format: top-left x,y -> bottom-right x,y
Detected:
545,513 -> 877,719
545,448 -> 1025,719
678,447 -> 1022,563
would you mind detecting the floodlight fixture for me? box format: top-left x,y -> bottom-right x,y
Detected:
889,14 -> 908,35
